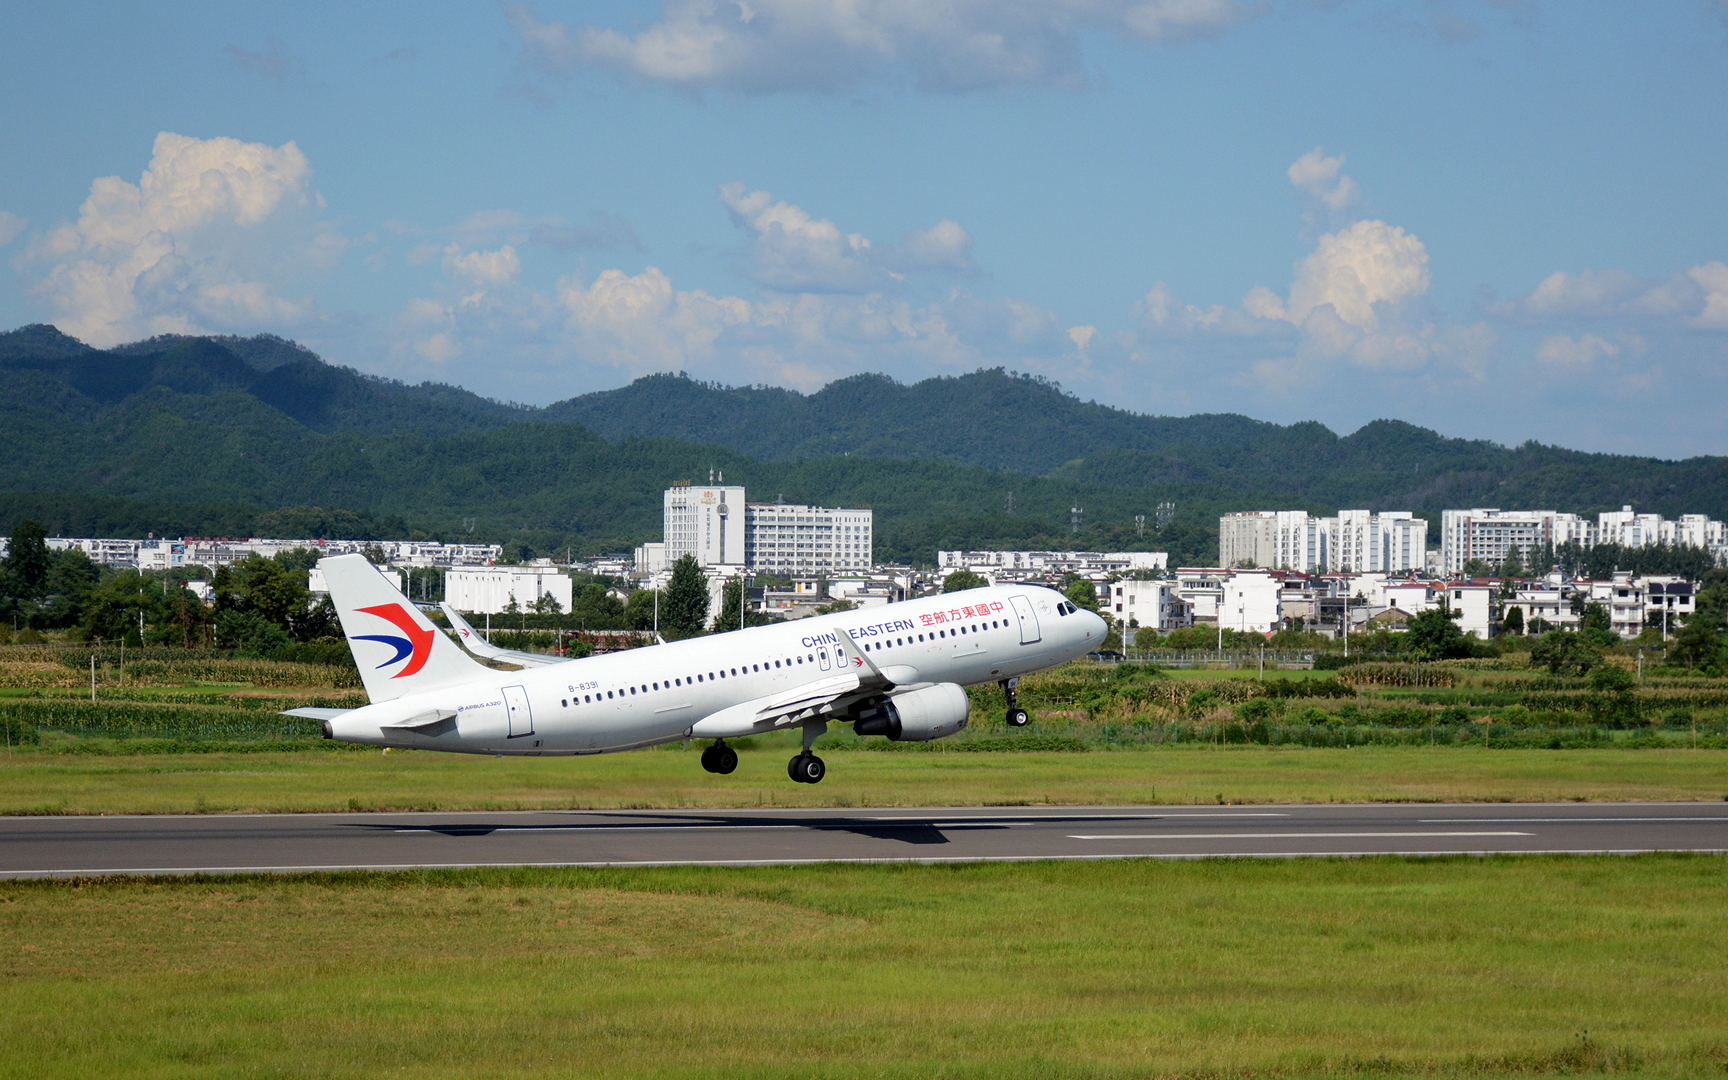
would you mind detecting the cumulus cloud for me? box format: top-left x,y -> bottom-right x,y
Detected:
0,211 -> 25,247
719,181 -> 974,291
1496,260 -> 1728,330
1238,219 -> 1430,336
1535,332 -> 1619,367
22,132 -> 339,347
504,0 -> 1260,94
1287,147 -> 1360,212
442,244 -> 521,287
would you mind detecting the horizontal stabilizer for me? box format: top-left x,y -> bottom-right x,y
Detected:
381,709 -> 457,734
281,707 -> 353,721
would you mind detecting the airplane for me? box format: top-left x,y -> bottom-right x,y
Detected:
287,552 -> 1106,784
439,602 -> 570,668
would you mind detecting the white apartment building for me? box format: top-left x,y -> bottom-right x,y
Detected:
1219,570 -> 1283,634
444,565 -> 574,615
743,503 -> 873,575
1439,509 -> 1589,575
1107,579 -> 1191,630
659,483 -> 873,574
1173,568 -> 1228,625
664,481 -> 745,568
1272,511 -> 1326,574
1218,510 -> 1424,573
1441,505 -> 1728,573
45,537 -> 501,571
937,550 -> 1167,576
1219,513 -> 1278,568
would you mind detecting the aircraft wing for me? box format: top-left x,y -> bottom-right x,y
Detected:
691,628 -> 895,739
440,602 -> 570,668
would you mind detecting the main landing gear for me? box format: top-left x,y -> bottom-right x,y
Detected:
788,718 -> 827,784
1001,677 -> 1030,727
700,741 -> 738,775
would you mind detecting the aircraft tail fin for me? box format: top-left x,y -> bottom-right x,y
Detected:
320,553 -> 490,702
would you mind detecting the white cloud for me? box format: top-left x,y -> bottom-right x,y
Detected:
888,219 -> 975,273
0,211 -> 25,247
720,181 -> 878,291
442,244 -> 522,287
1535,332 -> 1618,367
1287,147 -> 1360,212
22,132 -> 338,347
719,181 -> 974,291
504,0 -> 1260,94
1687,261 -> 1728,330
1249,219 -> 1430,332
1496,260 -> 1728,331
1067,324 -> 1096,350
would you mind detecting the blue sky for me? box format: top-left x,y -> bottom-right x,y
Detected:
2,1 -> 1726,456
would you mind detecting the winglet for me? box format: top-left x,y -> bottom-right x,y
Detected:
832,626 -> 894,691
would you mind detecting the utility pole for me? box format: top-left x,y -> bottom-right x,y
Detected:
90,654 -> 96,702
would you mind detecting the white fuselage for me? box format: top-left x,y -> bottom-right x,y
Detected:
328,585 -> 1104,755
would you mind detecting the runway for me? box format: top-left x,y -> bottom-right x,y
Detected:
3,802 -> 1726,879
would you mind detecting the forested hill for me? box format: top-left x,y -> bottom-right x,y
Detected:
0,323 -> 1724,565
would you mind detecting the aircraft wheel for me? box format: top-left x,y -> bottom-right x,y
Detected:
700,745 -> 720,773
790,754 -> 825,784
712,744 -> 738,774
1006,708 -> 1030,728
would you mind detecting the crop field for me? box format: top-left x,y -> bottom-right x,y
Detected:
3,854 -> 1727,1078
3,647 -> 1728,814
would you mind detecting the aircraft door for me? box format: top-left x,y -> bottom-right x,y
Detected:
818,646 -> 831,671
503,684 -> 534,738
1009,594 -> 1042,645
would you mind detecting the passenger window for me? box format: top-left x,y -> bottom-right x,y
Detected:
807,654 -> 813,662
606,691 -> 613,699
629,687 -> 635,695
561,699 -> 568,707
697,674 -> 703,682
796,656 -> 802,664
584,695 -> 590,703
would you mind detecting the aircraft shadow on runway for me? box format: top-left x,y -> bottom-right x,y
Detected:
340,811 -> 1169,847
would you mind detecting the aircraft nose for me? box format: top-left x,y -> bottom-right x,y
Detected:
1083,608 -> 1107,640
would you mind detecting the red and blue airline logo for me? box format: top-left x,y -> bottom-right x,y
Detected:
353,604 -> 434,678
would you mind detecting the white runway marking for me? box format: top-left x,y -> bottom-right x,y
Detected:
1068,831 -> 1534,840
1421,817 -> 1728,824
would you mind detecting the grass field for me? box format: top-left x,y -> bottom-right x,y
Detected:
3,742 -> 1727,814
3,855 -> 1726,1078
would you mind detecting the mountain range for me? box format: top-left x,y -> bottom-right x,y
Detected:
0,323 -> 1722,567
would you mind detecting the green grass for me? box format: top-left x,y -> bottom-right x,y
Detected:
2,855 -> 1726,1078
3,743 -> 1727,814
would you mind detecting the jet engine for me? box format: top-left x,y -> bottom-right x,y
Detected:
852,682 -> 970,742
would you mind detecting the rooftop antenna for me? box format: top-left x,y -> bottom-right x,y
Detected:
1071,506 -> 1083,535
1005,491 -> 1014,516
1134,514 -> 1146,537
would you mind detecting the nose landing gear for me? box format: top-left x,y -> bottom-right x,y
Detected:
1000,677 -> 1029,727
700,741 -> 738,774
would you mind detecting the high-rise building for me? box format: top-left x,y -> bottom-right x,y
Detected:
743,503 -> 873,574
1439,509 -> 1591,574
663,481 -> 745,568
1219,510 -> 1424,573
661,483 -> 873,573
1219,512 -> 1276,568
